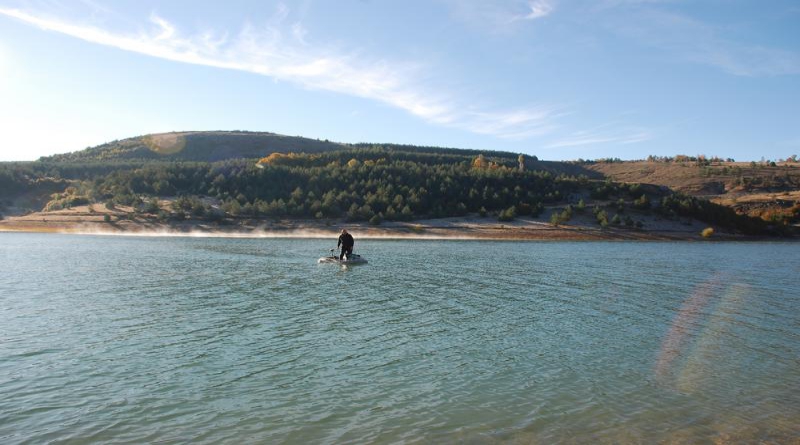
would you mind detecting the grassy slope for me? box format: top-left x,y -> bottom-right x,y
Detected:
587,161 -> 800,195
587,161 -> 800,220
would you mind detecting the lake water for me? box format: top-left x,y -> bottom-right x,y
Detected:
1,233 -> 798,444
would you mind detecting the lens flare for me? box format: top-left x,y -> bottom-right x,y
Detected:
675,283 -> 749,393
144,132 -> 187,155
654,274 -> 753,393
654,274 -> 723,383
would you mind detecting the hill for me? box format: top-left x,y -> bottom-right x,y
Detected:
38,130 -> 538,165
586,160 -> 800,223
1,131 -> 797,238
39,131 -> 349,162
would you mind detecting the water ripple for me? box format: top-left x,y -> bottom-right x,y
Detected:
1,235 -> 799,443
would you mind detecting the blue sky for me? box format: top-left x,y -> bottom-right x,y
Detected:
0,0 -> 798,161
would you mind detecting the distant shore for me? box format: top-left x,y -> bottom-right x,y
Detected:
0,206 -> 777,241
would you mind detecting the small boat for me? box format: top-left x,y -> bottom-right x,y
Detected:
318,249 -> 368,265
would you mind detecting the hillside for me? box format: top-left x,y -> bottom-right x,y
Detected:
38,130 -> 540,165
587,160 -> 800,223
1,131 -> 797,238
39,131 -> 349,162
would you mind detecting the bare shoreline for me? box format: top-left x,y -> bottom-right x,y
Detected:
0,208 -> 780,241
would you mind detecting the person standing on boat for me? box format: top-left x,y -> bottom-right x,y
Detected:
338,229 -> 354,260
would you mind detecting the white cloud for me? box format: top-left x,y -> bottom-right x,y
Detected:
0,6 -> 561,140
521,0 -> 554,20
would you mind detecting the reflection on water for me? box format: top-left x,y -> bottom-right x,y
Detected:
0,234 -> 798,444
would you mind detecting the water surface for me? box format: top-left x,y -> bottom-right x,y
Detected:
1,234 -> 798,443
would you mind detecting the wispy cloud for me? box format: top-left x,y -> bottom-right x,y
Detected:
696,44 -> 800,77
465,106 -> 565,140
599,6 -> 800,77
0,6 -> 560,139
446,0 -> 555,30
545,123 -> 651,148
519,0 -> 554,20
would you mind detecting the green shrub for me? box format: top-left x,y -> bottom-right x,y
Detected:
596,210 -> 609,227
633,194 -> 650,210
498,206 -> 516,222
550,207 -> 573,226
142,198 -> 160,214
530,202 -> 544,217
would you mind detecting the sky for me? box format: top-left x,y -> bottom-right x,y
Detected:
0,0 -> 798,162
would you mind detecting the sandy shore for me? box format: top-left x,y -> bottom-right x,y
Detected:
0,206 -> 764,241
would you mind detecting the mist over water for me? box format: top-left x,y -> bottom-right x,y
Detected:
1,234 -> 798,443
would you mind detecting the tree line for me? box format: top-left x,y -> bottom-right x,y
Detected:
0,147 -> 784,234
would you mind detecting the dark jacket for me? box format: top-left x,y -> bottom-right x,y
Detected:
338,233 -> 354,248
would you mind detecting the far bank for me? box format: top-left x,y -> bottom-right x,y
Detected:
0,205 -> 785,241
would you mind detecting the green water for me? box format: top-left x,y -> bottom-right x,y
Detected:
1,234 -> 798,443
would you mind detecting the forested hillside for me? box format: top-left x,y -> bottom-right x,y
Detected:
0,132 -> 793,236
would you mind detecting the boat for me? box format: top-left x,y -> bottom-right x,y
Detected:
318,249 -> 368,265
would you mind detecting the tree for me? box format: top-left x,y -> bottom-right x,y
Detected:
400,205 -> 413,221
191,200 -> 207,217
224,199 -> 242,216
550,207 -> 572,226
596,210 -> 609,227
143,197 -> 160,214
498,205 -> 516,221
633,194 -> 650,210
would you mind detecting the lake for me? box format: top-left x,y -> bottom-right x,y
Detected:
1,233 -> 798,443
